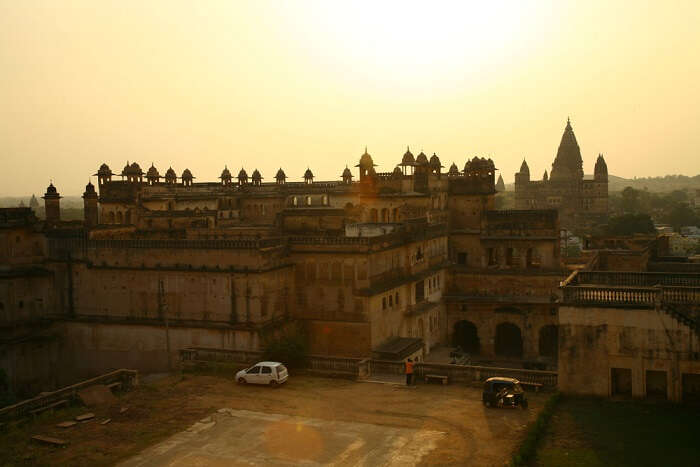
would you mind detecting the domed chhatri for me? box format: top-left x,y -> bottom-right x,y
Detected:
181,168 -> 194,187
146,163 -> 160,185
448,162 -> 460,176
238,168 -> 248,184
400,146 -> 415,166
275,168 -> 286,185
303,168 -> 314,184
415,151 -> 429,166
220,166 -> 232,185
341,166 -> 353,184
251,169 -> 262,186
165,167 -> 177,184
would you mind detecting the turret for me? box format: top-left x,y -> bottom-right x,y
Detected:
429,153 -> 443,175
515,158 -> 530,186
42,183 -> 61,224
275,168 -> 286,185
146,163 -> 160,185
165,167 -> 177,184
83,181 -> 98,227
237,168 -> 248,185
448,162 -> 460,177
356,147 -> 376,181
219,166 -> 231,186
400,147 -> 415,175
181,169 -> 194,187
496,174 -> 506,192
341,166 -> 353,184
303,168 -> 314,185
594,153 -> 608,181
95,163 -> 112,186
550,117 -> 584,181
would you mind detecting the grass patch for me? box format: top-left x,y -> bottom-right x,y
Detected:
510,392 -> 561,466
535,397 -> 700,467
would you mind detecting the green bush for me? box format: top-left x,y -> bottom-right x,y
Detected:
263,333 -> 308,369
511,392 -> 562,466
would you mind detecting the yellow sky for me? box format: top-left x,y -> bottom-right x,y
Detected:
1,1 -> 699,196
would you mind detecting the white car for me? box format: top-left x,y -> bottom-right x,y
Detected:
236,361 -> 288,386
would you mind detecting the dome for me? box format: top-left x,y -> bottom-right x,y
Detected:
130,162 -> 142,174
303,168 -> 314,179
252,169 -> 262,180
238,168 -> 248,180
146,164 -> 159,178
357,147 -> 376,168
165,167 -> 177,179
519,159 -> 530,175
84,181 -> 96,194
97,163 -> 112,175
45,183 -> 57,195
275,168 -> 286,179
429,153 -> 443,168
182,168 -> 193,179
220,166 -> 231,179
401,147 -> 415,166
463,160 -> 471,172
448,162 -> 459,175
342,167 -> 352,178
415,152 -> 429,165
392,166 -> 403,177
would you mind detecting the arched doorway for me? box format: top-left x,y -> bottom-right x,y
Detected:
495,322 -> 523,357
538,325 -> 558,360
453,320 -> 479,354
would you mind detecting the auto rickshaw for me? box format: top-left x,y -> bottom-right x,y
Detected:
482,377 -> 528,409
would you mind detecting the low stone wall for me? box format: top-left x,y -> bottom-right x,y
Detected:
0,369 -> 138,421
369,360 -> 557,387
179,348 -> 558,387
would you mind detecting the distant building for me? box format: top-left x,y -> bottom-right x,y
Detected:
515,119 -> 608,230
495,174 -> 505,192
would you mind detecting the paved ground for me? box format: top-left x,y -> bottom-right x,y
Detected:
120,408 -> 445,466
1,373 -> 547,466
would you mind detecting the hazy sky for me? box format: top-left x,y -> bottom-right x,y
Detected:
1,1 -> 699,196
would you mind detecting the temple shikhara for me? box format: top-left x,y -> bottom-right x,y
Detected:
2,120 -> 699,403
515,118 -> 608,229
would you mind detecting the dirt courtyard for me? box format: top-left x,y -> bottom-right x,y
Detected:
2,373 -> 547,466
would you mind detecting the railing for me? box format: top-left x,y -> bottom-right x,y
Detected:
562,286 -> 659,307
368,360 -> 557,387
648,262 -> 700,273
572,271 -> 700,287
0,369 -> 138,421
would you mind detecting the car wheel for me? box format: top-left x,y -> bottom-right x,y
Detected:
269,380 -> 278,387
238,377 -> 246,384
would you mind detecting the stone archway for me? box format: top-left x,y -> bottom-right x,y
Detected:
538,324 -> 558,359
453,320 -> 480,354
495,322 -> 523,357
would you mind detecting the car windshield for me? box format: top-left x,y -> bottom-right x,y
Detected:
278,365 -> 287,373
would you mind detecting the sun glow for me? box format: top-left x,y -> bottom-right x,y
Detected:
274,1 -> 543,89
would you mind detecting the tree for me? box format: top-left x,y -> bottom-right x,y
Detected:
665,203 -> 699,232
620,187 -> 641,213
606,213 -> 655,236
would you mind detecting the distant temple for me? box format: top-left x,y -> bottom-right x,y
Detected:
515,119 -> 608,230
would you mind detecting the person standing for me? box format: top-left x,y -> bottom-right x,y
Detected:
405,358 -> 414,386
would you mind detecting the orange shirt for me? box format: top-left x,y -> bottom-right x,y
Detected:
405,361 -> 414,374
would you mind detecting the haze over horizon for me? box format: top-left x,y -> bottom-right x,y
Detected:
2,1 -> 699,197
